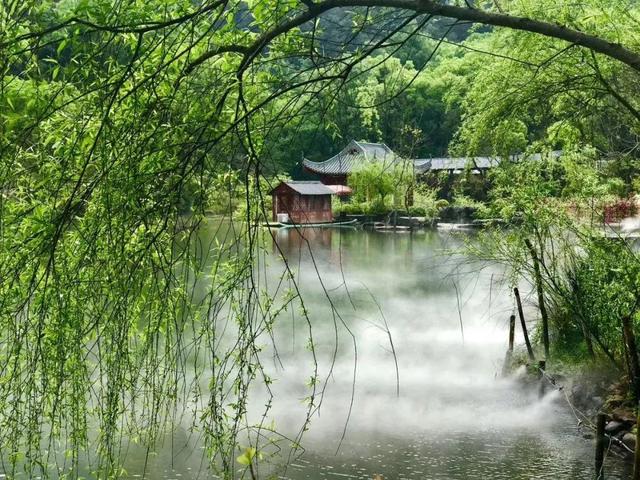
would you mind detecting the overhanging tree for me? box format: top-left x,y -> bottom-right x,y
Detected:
3,0 -> 640,478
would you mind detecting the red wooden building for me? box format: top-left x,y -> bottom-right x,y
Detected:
269,181 -> 336,224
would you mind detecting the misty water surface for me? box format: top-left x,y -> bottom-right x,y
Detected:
118,224 -> 630,480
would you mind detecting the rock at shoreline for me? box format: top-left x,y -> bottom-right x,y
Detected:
605,420 -> 626,435
622,432 -> 637,450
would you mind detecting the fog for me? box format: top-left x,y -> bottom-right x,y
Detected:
257,230 -> 538,436
115,226 -> 629,479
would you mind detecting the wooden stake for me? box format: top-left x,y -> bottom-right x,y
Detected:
595,413 -> 606,480
622,315 -> 640,480
538,360 -> 546,398
525,238 -> 550,360
514,287 -> 535,361
508,314 -> 516,352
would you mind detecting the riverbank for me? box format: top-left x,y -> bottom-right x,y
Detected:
568,371 -> 637,454
507,353 -> 638,462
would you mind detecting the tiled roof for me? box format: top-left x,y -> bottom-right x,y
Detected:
414,151 -> 563,173
414,156 -> 500,173
275,181 -> 334,195
303,140 -> 563,175
303,140 -> 399,175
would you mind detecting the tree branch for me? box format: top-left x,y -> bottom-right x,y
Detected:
411,0 -> 640,72
184,0 -> 640,74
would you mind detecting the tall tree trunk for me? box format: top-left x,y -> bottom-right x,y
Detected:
622,315 -> 640,402
525,238 -> 550,360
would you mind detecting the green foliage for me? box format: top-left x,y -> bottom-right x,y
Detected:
555,238 -> 640,362
448,4 -> 640,160
466,135 -> 640,369
333,200 -> 389,216
435,199 -> 450,209
233,175 -> 289,221
333,202 -> 360,216
264,47 -> 464,172
407,206 -> 426,216
605,156 -> 640,196
0,2 -> 312,477
236,447 -> 259,466
412,184 -> 444,219
348,160 -> 413,212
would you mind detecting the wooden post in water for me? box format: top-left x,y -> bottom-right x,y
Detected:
595,413 -> 606,480
538,360 -> 546,398
508,314 -> 516,352
502,315 -> 517,377
514,287 -> 535,361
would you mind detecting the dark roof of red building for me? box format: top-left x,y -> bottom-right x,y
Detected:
270,181 -> 334,195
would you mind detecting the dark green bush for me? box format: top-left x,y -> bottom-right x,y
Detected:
408,206 -> 427,216
334,202 -> 365,215
435,199 -> 450,209
365,198 -> 389,215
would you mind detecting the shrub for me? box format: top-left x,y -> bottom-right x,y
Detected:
435,199 -> 449,209
408,206 -> 426,216
364,198 -> 389,215
603,198 -> 638,223
334,202 -> 365,215
412,184 -> 440,218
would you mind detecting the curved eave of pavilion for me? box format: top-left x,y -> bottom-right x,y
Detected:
302,157 -> 352,176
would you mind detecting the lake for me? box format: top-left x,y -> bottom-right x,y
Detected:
121,223 -> 630,479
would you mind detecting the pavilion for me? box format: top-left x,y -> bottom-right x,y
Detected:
302,140 -> 562,185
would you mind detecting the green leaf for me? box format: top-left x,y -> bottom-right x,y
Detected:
236,447 -> 256,466
57,38 -> 68,56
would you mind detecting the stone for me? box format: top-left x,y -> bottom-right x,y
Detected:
622,432 -> 637,450
612,408 -> 635,423
605,420 -> 625,435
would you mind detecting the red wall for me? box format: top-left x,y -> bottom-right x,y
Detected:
272,187 -> 333,223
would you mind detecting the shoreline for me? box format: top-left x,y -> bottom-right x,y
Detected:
509,356 -> 637,461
